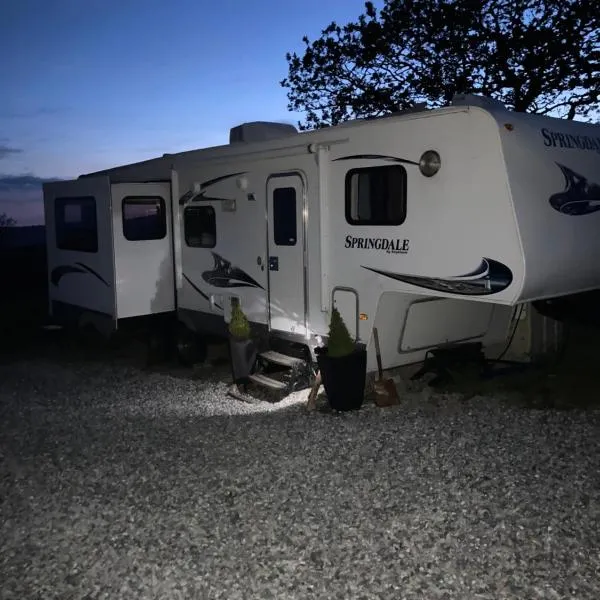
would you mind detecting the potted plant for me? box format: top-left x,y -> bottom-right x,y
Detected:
315,307 -> 367,411
228,299 -> 257,387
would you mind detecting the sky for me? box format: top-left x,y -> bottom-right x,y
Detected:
0,0 -> 371,225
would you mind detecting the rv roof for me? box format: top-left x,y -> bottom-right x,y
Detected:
148,103 -> 473,162
79,98 -> 511,180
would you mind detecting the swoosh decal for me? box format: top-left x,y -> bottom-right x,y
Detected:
363,258 -> 512,296
549,163 -> 600,215
183,273 -> 223,310
51,263 -> 109,287
333,154 -> 419,166
201,251 -> 263,290
74,262 -> 109,286
179,171 -> 248,205
200,172 -> 247,189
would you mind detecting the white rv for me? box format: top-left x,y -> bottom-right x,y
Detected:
43,95 -> 600,391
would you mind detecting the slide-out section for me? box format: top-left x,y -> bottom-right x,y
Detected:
43,176 -> 115,320
111,182 -> 175,319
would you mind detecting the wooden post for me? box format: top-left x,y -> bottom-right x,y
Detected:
306,370 -> 322,411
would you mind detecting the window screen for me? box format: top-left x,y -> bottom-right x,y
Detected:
345,165 -> 407,225
184,205 -> 216,248
273,187 -> 297,246
55,196 -> 98,253
122,196 -> 167,241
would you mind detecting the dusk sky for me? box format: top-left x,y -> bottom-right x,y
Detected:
1,0 -> 369,225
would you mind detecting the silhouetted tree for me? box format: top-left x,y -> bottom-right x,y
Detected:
0,212 -> 16,229
281,0 -> 600,129
0,213 -> 17,246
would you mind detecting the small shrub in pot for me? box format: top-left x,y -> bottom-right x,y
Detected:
228,300 -> 257,385
316,307 -> 367,411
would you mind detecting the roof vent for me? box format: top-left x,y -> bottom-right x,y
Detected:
229,121 -> 298,144
452,94 -> 507,111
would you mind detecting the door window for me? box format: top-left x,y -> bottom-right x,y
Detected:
122,196 -> 167,241
273,187 -> 297,246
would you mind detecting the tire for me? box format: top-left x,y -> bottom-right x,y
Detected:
146,328 -> 168,365
175,322 -> 207,366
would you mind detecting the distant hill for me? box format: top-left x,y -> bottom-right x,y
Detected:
1,225 -> 46,249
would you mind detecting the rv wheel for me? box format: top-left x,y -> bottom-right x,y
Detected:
146,328 -> 170,366
175,323 -> 207,366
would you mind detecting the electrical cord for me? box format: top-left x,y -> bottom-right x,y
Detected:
492,303 -> 525,364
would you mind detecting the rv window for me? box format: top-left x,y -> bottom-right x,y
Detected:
184,205 -> 216,248
55,196 -> 98,253
122,196 -> 167,241
273,187 -> 297,246
345,165 -> 407,226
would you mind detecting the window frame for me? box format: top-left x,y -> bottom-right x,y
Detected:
184,204 -> 217,248
121,195 -> 167,242
54,195 -> 99,253
344,164 -> 408,226
272,186 -> 298,246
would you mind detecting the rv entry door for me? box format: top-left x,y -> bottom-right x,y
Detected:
266,173 -> 306,335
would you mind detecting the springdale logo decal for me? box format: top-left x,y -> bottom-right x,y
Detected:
541,128 -> 600,154
345,235 -> 409,255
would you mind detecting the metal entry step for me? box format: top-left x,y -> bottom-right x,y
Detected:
248,372 -> 287,391
259,350 -> 305,369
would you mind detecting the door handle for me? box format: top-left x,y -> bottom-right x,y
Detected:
269,256 -> 279,271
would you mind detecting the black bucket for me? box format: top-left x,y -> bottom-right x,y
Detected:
316,346 -> 367,411
229,337 -> 257,384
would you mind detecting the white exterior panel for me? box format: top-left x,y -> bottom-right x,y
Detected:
111,182 -> 175,319
43,176 -> 115,318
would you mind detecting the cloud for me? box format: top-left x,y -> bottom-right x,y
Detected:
0,107 -> 68,119
0,174 -> 63,192
0,144 -> 22,159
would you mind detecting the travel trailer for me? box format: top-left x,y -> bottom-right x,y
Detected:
43,95 -> 600,392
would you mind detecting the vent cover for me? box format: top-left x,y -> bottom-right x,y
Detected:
229,121 -> 298,143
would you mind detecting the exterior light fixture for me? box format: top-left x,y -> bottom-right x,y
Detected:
419,150 -> 441,177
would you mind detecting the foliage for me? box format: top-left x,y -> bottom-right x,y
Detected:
327,307 -> 355,357
228,300 -> 251,340
281,0 -> 600,129
0,213 -> 17,229
0,213 -> 17,247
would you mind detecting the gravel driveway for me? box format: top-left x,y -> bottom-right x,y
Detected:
2,357 -> 600,599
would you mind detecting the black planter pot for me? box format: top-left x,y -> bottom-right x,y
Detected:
316,346 -> 367,411
229,336 -> 257,384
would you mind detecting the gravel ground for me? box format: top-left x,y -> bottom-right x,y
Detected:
2,357 -> 600,599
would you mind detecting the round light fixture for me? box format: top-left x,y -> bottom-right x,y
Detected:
419,150 -> 441,177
